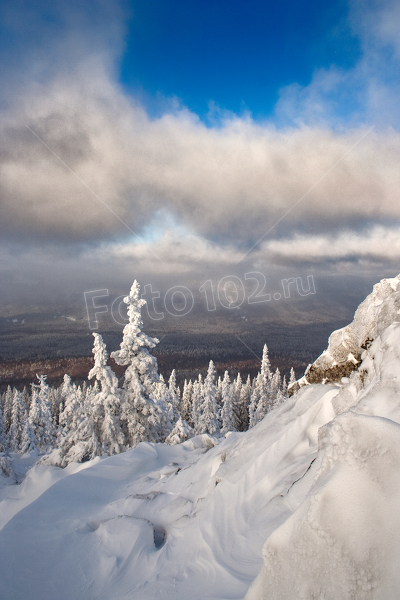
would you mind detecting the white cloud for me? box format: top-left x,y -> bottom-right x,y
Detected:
258,226 -> 400,262
1,71 -> 399,245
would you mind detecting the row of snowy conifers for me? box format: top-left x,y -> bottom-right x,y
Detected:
0,281 -> 294,467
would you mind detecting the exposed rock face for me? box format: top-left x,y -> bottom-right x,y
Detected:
289,275 -> 400,394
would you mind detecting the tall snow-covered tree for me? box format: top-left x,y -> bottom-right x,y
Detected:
111,280 -> 165,447
20,418 -> 37,454
289,367 -> 296,388
221,371 -> 236,435
199,361 -> 220,436
88,333 -> 125,455
269,368 -> 282,408
2,386 -> 13,434
168,370 -> 180,426
255,372 -> 270,424
59,374 -> 78,430
57,374 -> 101,466
180,380 -> 193,425
152,375 -> 171,441
216,376 -> 223,414
8,389 -> 26,451
249,373 -> 269,428
231,373 -> 242,430
28,376 -> 56,452
236,375 -> 251,431
281,375 -> 288,398
0,404 -> 6,452
191,378 -> 204,434
261,344 -> 272,383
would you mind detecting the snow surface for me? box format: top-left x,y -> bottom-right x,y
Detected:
0,292 -> 399,599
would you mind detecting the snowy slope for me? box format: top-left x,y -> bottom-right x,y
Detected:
0,281 -> 399,600
246,321 -> 400,600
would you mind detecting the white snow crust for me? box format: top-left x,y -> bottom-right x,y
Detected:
0,288 -> 399,599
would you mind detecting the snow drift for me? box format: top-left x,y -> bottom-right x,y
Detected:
0,276 -> 399,600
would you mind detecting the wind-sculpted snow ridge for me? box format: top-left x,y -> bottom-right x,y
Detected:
0,283 -> 399,600
292,274 -> 400,391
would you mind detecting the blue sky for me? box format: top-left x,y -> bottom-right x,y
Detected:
119,0 -> 361,121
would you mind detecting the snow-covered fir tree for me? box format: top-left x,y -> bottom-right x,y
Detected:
180,380 -> 193,425
111,280 -> 165,447
261,344 -> 272,383
236,375 -> 251,431
221,371 -> 236,435
255,372 -> 270,423
167,370 -> 180,426
88,333 -> 125,455
281,375 -> 288,398
27,376 -> 56,452
57,374 -> 101,466
289,367 -> 296,388
269,368 -> 282,409
152,375 -> 172,440
8,389 -> 26,451
191,378 -> 204,434
249,372 -> 269,429
20,410 -> 38,454
165,417 -> 194,445
199,361 -> 220,436
3,385 -> 13,434
231,373 -> 242,428
0,403 -> 6,452
216,376 -> 223,414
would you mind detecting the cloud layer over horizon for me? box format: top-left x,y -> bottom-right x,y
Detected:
0,0 -> 399,305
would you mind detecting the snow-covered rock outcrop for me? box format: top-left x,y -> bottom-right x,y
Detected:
292,274 -> 400,391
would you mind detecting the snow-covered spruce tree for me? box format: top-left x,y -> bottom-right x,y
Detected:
58,374 -> 77,429
281,375 -> 288,398
269,368 -> 282,409
0,403 -> 6,452
249,373 -> 269,429
199,361 -> 220,436
3,385 -> 13,435
57,374 -> 101,466
165,417 -> 195,445
255,372 -> 270,424
8,389 -> 27,452
20,399 -> 38,455
28,376 -> 56,452
289,367 -> 296,388
236,375 -> 251,431
111,280 -> 165,447
191,379 -> 204,434
168,370 -> 180,426
221,371 -> 236,435
248,379 -> 259,429
152,375 -> 171,440
216,376 -> 223,414
261,344 -> 272,383
180,380 -> 193,425
88,333 -> 125,455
